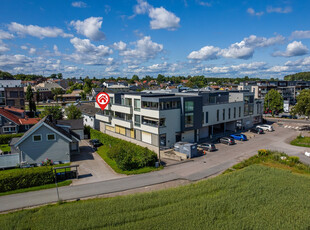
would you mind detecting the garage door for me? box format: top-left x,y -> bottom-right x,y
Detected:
142,131 -> 152,144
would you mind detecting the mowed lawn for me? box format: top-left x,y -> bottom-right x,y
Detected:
1,165 -> 310,229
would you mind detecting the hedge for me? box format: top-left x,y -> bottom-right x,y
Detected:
0,133 -> 24,145
0,167 -> 54,192
90,129 -> 158,171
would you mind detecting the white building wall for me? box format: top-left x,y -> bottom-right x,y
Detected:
159,109 -> 181,148
83,114 -> 95,128
181,130 -> 195,142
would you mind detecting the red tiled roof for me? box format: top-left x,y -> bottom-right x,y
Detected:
0,108 -> 21,124
19,118 -> 40,125
4,106 -> 25,114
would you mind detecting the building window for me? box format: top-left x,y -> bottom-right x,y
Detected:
134,99 -> 141,111
205,112 -> 209,123
234,107 -> 236,119
32,134 -> 42,142
10,91 -> 18,98
228,108 -> 231,119
217,110 -> 219,122
20,99 -> 25,106
223,109 -> 225,120
185,113 -> 194,128
185,101 -> 194,112
47,133 -> 56,141
3,126 -> 16,133
202,112 -> 204,124
239,107 -> 241,117
134,115 -> 141,127
25,125 -> 30,130
20,91 -> 24,97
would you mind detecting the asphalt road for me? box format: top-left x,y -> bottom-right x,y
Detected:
0,126 -> 309,212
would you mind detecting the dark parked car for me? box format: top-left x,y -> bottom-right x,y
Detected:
281,114 -> 297,119
230,134 -> 247,141
217,137 -> 235,145
250,127 -> 264,134
89,139 -> 102,147
197,143 -> 216,152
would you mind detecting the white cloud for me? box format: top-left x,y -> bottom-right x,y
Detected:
220,35 -> 285,59
113,41 -> 127,51
70,37 -> 112,56
203,62 -> 267,74
134,0 -> 180,30
29,48 -> 36,54
134,0 -> 151,14
64,66 -> 78,72
8,22 -> 73,39
119,36 -> 163,64
0,41 -> 10,53
266,65 -> 289,72
266,6 -> 292,14
53,45 -> 61,55
272,41 -> 309,57
72,1 -> 87,8
290,30 -> 310,40
70,17 -> 105,41
247,8 -> 264,16
197,1 -> 211,7
0,30 -> 14,40
149,7 -> 180,30
187,46 -> 220,60
20,45 -> 28,50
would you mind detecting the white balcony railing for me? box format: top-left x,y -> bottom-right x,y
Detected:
111,104 -> 132,114
95,114 -> 111,123
112,117 -> 133,129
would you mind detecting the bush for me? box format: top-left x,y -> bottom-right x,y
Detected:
0,133 -> 24,145
258,149 -> 270,157
91,129 -> 158,171
0,167 -> 54,192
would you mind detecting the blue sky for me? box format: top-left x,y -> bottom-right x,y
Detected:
0,0 -> 310,79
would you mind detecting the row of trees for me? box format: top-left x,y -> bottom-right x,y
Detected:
39,105 -> 82,120
284,72 -> 310,81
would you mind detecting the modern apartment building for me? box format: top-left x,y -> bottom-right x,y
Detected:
238,81 -> 310,105
0,80 -> 25,109
95,90 -> 263,154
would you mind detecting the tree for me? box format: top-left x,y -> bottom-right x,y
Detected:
57,73 -> 63,79
132,75 -> 139,82
40,106 -> 63,120
50,73 -> 57,78
80,91 -> 86,100
157,74 -> 165,83
26,85 -> 36,112
36,89 -> 40,104
65,104 -> 82,119
264,89 -> 283,116
291,89 -> 310,117
51,88 -> 64,102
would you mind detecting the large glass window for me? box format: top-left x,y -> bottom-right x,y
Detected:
217,110 -> 219,121
228,108 -> 231,119
223,109 -> 225,120
185,101 -> 194,112
202,112 -> 204,124
185,113 -> 194,128
134,99 -> 141,111
205,112 -> 209,124
134,115 -> 141,127
234,107 -> 236,118
239,106 -> 241,117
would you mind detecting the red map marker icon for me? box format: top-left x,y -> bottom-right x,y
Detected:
96,92 -> 110,111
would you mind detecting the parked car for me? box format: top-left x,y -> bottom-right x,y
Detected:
281,114 -> 297,119
250,127 -> 264,134
217,137 -> 235,145
197,143 -> 216,152
230,134 -> 247,141
256,124 -> 274,132
89,139 -> 102,147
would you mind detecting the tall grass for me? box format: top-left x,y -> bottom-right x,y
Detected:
1,165 -> 310,229
290,135 -> 310,147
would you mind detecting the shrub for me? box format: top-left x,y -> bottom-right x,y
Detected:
91,129 -> 158,171
0,167 -> 54,192
0,133 -> 24,145
258,149 -> 270,157
288,156 -> 300,164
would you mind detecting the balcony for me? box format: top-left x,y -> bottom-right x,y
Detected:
140,124 -> 159,134
111,104 -> 132,114
140,108 -> 159,118
112,117 -> 133,129
95,102 -> 111,110
95,113 -> 111,123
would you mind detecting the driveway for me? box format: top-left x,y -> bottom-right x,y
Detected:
71,140 -> 126,185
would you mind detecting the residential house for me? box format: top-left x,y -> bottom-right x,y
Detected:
0,80 -> 25,109
76,102 -> 100,129
61,89 -> 83,101
32,81 -> 64,101
0,107 -> 39,134
56,119 -> 84,140
10,116 -> 80,166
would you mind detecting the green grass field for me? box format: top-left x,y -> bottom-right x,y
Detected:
97,145 -> 162,175
291,135 -> 310,147
1,163 -> 310,229
0,144 -> 11,152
